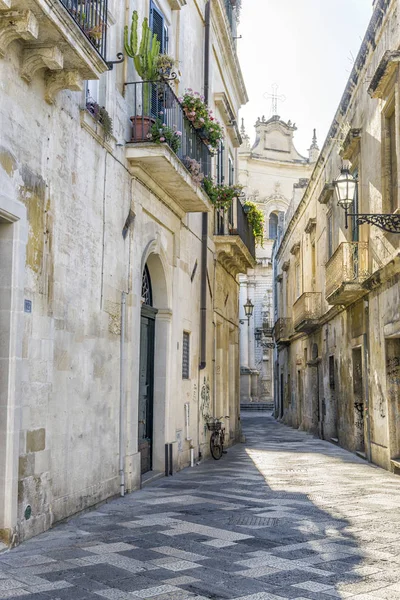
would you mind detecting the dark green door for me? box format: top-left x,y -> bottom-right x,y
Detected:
138,307 -> 156,474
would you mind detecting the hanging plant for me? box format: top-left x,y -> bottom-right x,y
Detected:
155,54 -> 177,79
184,157 -> 204,186
178,90 -> 224,152
203,177 -> 243,209
86,100 -> 113,141
243,201 -> 265,243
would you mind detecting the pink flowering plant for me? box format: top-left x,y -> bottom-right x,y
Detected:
203,177 -> 243,209
179,89 -> 224,151
179,89 -> 209,129
148,115 -> 182,154
184,157 -> 204,186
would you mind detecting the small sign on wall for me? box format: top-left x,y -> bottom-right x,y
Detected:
24,300 -> 32,314
176,430 -> 183,453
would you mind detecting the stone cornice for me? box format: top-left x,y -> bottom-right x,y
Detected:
368,50 -> 400,98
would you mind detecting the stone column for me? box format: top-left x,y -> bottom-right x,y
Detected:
248,280 -> 256,370
239,276 -> 251,403
247,280 -> 259,399
239,278 -> 248,367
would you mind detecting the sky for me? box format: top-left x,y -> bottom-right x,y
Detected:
237,0 -> 373,156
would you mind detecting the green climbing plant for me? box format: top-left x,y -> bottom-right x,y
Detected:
124,11 -> 161,112
243,201 -> 265,244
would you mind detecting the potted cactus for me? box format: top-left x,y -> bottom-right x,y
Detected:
124,11 -> 160,140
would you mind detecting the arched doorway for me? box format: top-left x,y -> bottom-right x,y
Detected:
138,265 -> 158,474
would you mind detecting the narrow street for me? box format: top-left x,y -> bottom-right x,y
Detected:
1,415 -> 400,600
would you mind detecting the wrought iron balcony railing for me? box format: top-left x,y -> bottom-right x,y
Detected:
262,320 -> 274,337
215,198 -> 256,260
274,318 -> 293,343
293,292 -> 322,331
128,81 -> 211,179
325,242 -> 370,304
60,0 -> 108,60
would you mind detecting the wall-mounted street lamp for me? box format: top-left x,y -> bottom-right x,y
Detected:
240,298 -> 254,326
335,166 -> 400,233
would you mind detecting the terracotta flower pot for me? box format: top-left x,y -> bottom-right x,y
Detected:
130,116 -> 154,142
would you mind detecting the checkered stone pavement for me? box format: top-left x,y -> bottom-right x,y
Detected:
1,414 -> 400,600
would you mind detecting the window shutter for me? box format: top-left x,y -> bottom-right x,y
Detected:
150,2 -> 165,53
182,332 -> 190,379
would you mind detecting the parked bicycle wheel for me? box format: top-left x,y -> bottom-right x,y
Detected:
210,431 -> 223,460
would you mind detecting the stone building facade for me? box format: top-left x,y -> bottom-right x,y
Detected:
274,0 -> 400,475
0,0 -> 253,546
238,115 -> 317,406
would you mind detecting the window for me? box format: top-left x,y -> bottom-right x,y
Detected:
86,79 -> 99,104
269,212 -> 278,239
388,111 -> 397,211
228,155 -> 234,186
311,241 -> 316,288
295,261 -> 301,299
351,168 -> 359,242
382,96 -> 398,213
327,211 -> 333,259
329,355 -> 335,390
150,1 -> 168,52
182,332 -> 190,379
217,142 -> 225,185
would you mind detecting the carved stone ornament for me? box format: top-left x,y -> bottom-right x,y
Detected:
45,70 -> 83,105
21,46 -> 63,83
0,10 -> 38,58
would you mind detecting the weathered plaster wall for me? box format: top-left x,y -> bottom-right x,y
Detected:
274,0 -> 400,474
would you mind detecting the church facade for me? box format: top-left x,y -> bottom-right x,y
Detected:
238,115 -> 318,406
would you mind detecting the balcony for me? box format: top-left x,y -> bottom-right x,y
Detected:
326,242 -> 370,306
274,318 -> 293,344
263,319 -> 274,337
214,198 -> 256,276
293,292 -> 322,332
125,81 -> 212,214
224,0 -> 238,37
0,0 -> 109,102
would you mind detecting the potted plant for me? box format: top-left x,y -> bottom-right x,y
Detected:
203,177 -> 243,210
147,115 -> 182,154
85,23 -> 104,48
179,90 -> 209,129
183,157 -> 204,186
178,90 -> 224,153
124,11 -> 160,140
86,99 -> 113,141
156,54 -> 177,79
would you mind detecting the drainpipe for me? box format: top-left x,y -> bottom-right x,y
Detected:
199,0 -> 210,372
119,291 -> 127,496
199,214 -> 208,370
197,1 -> 211,459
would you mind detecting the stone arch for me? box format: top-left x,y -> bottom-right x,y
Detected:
140,237 -> 171,310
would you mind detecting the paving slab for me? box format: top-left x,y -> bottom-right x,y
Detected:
1,414 -> 400,600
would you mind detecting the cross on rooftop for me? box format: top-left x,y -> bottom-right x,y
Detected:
264,84 -> 286,116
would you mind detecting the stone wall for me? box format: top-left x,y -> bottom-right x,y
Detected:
274,0 -> 400,474
0,0 -> 247,545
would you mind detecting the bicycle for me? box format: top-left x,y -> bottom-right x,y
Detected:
207,416 -> 229,460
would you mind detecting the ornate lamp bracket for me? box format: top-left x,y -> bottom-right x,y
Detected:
107,52 -> 124,70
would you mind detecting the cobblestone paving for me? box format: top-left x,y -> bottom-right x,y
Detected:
1,414 -> 400,600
